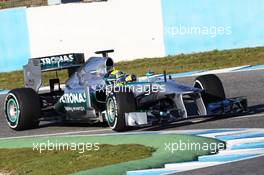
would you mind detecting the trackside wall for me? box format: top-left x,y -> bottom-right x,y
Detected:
0,7 -> 30,72
1,0 -> 264,72
27,0 -> 165,62
161,0 -> 264,55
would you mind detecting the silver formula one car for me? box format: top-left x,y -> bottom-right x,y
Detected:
4,50 -> 248,131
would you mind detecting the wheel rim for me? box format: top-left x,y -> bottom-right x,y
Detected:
107,98 -> 116,125
6,97 -> 20,123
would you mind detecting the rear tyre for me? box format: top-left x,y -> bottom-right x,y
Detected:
4,88 -> 41,130
106,90 -> 136,132
194,74 -> 226,105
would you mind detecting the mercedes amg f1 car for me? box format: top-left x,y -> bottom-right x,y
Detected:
4,50 -> 248,131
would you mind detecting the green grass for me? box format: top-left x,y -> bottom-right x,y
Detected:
0,70 -> 68,90
0,144 -> 154,175
0,134 -> 224,175
0,0 -> 47,9
117,46 -> 264,75
2,46 -> 264,89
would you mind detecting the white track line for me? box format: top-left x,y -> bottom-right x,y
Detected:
194,66 -> 248,76
199,130 -> 249,138
0,129 -> 206,140
0,128 -> 112,140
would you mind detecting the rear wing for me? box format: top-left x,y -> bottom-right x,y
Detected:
35,53 -> 84,72
23,53 -> 85,91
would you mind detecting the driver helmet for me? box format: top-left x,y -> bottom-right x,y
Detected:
109,69 -> 126,85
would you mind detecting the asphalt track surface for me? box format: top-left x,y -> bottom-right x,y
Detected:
0,69 -> 264,174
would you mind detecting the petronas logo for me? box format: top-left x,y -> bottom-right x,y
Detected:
60,93 -> 86,104
40,55 -> 74,66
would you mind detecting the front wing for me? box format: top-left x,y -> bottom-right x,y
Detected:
124,97 -> 248,127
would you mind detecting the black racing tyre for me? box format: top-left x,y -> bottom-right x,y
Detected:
194,74 -> 226,105
4,88 -> 41,130
106,90 -> 136,132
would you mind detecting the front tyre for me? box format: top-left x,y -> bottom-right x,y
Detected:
194,74 -> 226,105
106,90 -> 136,132
4,88 -> 41,130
